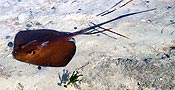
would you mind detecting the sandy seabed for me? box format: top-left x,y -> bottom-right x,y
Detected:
0,0 -> 175,90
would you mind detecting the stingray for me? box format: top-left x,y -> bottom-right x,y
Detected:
12,9 -> 156,67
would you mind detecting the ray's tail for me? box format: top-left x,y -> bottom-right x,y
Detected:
72,8 -> 156,39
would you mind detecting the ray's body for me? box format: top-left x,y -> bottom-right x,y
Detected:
13,30 -> 76,67
12,9 -> 156,67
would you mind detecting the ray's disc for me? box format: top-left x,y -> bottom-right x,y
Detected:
13,29 -> 76,67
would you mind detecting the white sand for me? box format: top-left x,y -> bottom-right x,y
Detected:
0,0 -> 175,90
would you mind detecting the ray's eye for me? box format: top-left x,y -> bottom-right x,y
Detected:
27,50 -> 35,55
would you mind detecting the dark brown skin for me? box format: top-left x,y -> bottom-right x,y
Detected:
13,29 -> 76,67
12,9 -> 156,67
